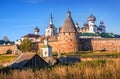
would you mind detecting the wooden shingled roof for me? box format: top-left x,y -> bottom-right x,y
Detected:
60,11 -> 77,33
9,53 -> 48,69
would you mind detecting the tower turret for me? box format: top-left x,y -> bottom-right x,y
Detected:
59,11 -> 80,53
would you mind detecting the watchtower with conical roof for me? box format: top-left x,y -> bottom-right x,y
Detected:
59,11 -> 80,53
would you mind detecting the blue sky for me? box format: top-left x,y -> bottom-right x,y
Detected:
0,0 -> 120,41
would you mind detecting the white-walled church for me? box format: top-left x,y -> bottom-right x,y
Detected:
78,14 -> 106,33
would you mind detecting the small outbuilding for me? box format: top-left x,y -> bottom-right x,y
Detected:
9,53 -> 48,69
41,38 -> 52,57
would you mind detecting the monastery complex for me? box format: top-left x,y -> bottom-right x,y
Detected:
1,11 -> 120,54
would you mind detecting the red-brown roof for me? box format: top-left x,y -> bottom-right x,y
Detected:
22,34 -> 40,38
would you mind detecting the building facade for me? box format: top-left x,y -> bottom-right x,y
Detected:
37,11 -> 81,53
1,11 -> 120,54
41,38 -> 52,57
79,14 -> 106,33
45,14 -> 57,37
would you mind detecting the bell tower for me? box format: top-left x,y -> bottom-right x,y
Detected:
45,13 -> 57,37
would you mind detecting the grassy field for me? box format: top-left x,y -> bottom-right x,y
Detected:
0,52 -> 120,79
0,54 -> 17,69
0,54 -> 17,63
53,51 -> 120,58
0,59 -> 120,79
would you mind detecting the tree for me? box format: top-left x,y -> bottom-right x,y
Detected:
19,39 -> 32,52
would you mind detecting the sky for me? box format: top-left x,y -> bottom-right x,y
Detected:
0,0 -> 120,41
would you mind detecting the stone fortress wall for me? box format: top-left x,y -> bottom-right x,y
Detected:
38,38 -> 120,53
38,33 -> 80,53
37,11 -> 120,53
1,38 -> 120,54
80,38 -> 120,52
0,45 -> 15,54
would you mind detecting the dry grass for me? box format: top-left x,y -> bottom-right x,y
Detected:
0,59 -> 120,79
0,54 -> 17,63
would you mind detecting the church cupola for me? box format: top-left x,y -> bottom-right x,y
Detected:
88,14 -> 96,21
97,21 -> 106,33
83,22 -> 89,27
88,14 -> 96,26
34,26 -> 39,35
87,14 -> 97,33
75,22 -> 80,32
75,22 -> 79,27
100,21 -> 104,25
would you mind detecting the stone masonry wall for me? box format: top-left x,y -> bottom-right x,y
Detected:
38,33 -> 80,53
0,45 -> 15,54
58,33 -> 79,53
38,38 -> 120,53
92,38 -> 120,52
80,38 -> 120,52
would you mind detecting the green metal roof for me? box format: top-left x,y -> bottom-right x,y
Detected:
79,33 -> 120,38
0,40 -> 14,45
42,45 -> 51,48
79,33 -> 100,36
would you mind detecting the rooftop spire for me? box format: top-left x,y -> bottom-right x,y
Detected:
60,11 -> 77,33
67,10 -> 71,16
50,13 -> 53,25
